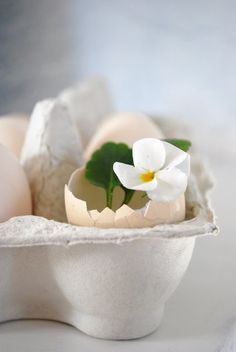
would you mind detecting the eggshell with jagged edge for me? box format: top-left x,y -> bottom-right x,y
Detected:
65,167 -> 185,228
82,112 -> 186,227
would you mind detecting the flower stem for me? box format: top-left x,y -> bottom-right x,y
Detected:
106,188 -> 113,209
122,190 -> 135,205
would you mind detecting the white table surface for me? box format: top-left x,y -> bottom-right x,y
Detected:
0,123 -> 235,352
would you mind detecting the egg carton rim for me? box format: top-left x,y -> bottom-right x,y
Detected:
0,156 -> 218,247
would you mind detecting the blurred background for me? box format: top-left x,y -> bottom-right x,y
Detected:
1,0 -> 236,125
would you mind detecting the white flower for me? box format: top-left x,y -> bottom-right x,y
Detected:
113,138 -> 190,203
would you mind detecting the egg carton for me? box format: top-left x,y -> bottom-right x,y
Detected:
0,79 -> 218,340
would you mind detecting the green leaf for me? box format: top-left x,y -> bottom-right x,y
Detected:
85,142 -> 134,209
163,138 -> 191,152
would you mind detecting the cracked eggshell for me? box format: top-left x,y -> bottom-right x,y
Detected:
65,167 -> 185,228
81,113 -> 186,228
0,144 -> 32,222
0,114 -> 29,159
84,112 -> 165,160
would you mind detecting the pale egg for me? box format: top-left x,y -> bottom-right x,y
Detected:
0,114 -> 29,159
84,112 -> 165,160
0,144 -> 32,223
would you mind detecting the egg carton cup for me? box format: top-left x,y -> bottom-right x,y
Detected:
0,80 -> 218,340
0,160 -> 218,340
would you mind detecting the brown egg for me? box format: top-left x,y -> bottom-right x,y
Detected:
0,144 -> 32,223
84,112 -> 164,160
0,114 -> 29,159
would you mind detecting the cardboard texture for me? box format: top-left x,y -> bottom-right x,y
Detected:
21,100 -> 83,222
59,78 -> 114,147
0,80 -> 218,340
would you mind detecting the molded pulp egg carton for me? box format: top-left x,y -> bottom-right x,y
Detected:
0,79 -> 218,340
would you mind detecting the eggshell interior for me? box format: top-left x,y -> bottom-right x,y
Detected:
65,167 -> 185,228
84,112 -> 165,160
0,144 -> 32,222
67,168 -> 147,213
0,114 -> 29,159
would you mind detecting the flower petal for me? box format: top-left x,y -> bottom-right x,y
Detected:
113,162 -> 157,191
133,138 -> 166,172
147,168 -> 188,202
178,153 -> 190,176
163,141 -> 189,170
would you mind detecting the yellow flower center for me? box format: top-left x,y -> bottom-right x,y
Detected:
140,171 -> 155,183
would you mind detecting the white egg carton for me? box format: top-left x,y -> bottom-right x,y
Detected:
0,79 -> 218,340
